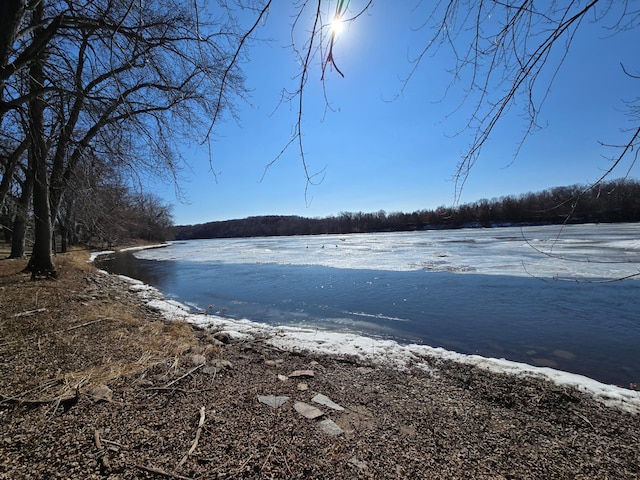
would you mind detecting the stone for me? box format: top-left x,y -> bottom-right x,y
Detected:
311,393 -> 344,411
257,395 -> 290,408
297,383 -> 309,391
265,359 -> 284,366
190,354 -> 207,366
294,402 -> 324,420
552,349 -> 576,360
211,359 -> 233,369
288,369 -> 314,378
277,374 -> 288,382
213,332 -> 232,344
348,457 -> 368,470
318,419 -> 344,436
532,357 -> 558,368
89,385 -> 113,403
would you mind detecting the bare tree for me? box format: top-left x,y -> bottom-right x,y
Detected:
1,0 -> 256,277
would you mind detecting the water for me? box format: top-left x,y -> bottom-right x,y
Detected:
96,224 -> 640,386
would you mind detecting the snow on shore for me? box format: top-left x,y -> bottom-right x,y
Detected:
99,263 -> 640,415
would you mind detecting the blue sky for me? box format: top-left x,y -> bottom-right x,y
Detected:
157,2 -> 640,226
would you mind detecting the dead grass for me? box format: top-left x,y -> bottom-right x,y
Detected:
0,241 -> 204,405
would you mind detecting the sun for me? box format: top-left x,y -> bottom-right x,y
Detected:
329,16 -> 345,36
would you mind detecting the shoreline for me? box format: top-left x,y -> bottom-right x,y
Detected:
2,248 -> 639,478
97,246 -> 640,415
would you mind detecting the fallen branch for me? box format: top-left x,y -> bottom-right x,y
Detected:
176,406 -> 206,470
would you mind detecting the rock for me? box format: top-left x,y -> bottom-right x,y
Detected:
257,395 -> 290,408
213,332 -> 232,344
192,330 -> 207,339
277,374 -> 288,382
318,419 -> 344,436
552,349 -> 576,360
190,354 -> 207,366
294,402 -> 324,419
211,359 -> 233,369
89,385 -> 113,403
288,369 -> 314,378
309,360 -> 325,370
349,457 -> 369,470
297,383 -> 308,391
532,357 -> 558,368
265,359 -> 285,367
311,393 -> 344,411
201,366 -> 219,375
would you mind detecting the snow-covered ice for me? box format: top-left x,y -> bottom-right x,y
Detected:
135,223 -> 640,280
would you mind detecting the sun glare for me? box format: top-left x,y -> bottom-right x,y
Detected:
330,16 -> 345,36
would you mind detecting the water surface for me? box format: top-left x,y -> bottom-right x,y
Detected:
97,225 -> 640,386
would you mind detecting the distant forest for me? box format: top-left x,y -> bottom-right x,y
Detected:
174,179 -> 640,240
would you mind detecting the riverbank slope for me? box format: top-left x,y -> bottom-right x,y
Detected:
1,248 -> 638,479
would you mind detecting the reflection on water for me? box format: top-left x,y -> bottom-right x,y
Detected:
96,250 -> 640,387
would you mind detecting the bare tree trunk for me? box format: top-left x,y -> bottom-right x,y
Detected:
9,173 -> 32,258
0,147 -> 22,210
24,1 -> 56,279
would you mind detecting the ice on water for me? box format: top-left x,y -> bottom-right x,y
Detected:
136,223 -> 640,281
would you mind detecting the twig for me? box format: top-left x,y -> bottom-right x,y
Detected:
12,308 -> 47,317
231,454 -> 255,475
133,463 -> 193,480
101,438 -> 125,448
260,443 -> 278,473
573,410 -> 597,432
162,364 -> 204,389
94,429 -> 111,472
175,406 -> 206,470
53,318 -> 109,334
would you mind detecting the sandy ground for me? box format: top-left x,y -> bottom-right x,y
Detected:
1,247 -> 639,479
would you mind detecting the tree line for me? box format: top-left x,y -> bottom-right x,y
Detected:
1,162 -> 173,253
174,178 -> 640,240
